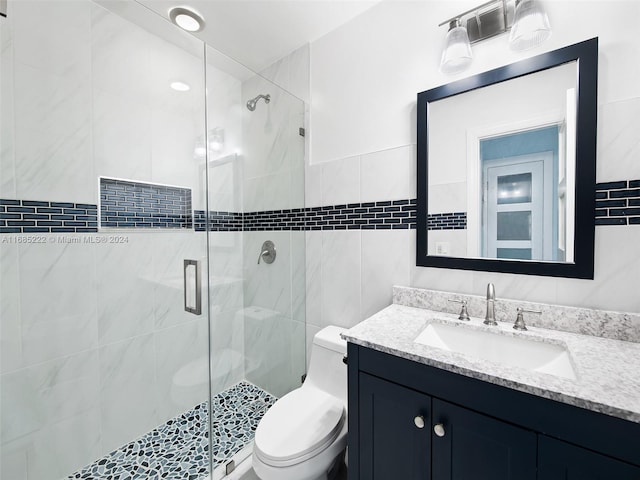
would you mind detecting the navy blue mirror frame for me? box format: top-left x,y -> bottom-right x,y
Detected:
416,38 -> 598,279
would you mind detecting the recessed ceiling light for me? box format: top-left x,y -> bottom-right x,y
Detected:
170,81 -> 191,92
169,7 -> 205,32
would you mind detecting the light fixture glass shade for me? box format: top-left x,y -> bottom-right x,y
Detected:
440,20 -> 473,75
509,0 -> 551,51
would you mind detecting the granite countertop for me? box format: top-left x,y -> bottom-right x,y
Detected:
343,304 -> 640,423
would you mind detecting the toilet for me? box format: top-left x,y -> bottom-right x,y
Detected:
252,326 -> 348,480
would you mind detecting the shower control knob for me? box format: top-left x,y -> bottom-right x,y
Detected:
433,423 -> 446,437
414,416 -> 425,429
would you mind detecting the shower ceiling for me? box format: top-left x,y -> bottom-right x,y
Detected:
139,0 -> 380,71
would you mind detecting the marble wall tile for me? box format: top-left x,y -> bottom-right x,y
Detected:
1,447 -> 27,480
12,0 -> 91,77
305,231 -> 323,328
0,13 -> 16,199
208,231 -> 244,279
244,310 -> 304,398
28,410 -> 101,480
290,162 -> 306,210
258,56 -> 290,99
90,3 -> 151,102
597,98 -> 640,182
287,44 -> 311,104
428,182 -> 467,215
209,309 -> 245,395
92,88 -> 152,182
11,0 -> 93,204
259,43 -> 310,104
321,230 -> 361,328
150,106 -> 203,195
556,226 -> 640,314
96,233 -> 155,345
243,230 -> 292,318
152,231 -> 208,330
99,333 -> 158,455
321,155 -> 361,207
361,229 -> 411,320
471,270 -> 559,308
242,76 -> 299,180
155,317 -> 209,420
409,230 -> 476,294
361,145 -> 415,203
209,157 -> 242,213
305,162 -> 323,208
17,240 -> 98,367
290,231 -> 307,324
243,171 -> 291,212
13,62 -> 93,204
205,57 -> 243,162
1,350 -> 100,480
0,243 -> 21,374
305,323 -> 322,368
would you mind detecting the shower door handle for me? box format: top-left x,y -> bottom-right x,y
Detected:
183,259 -> 201,315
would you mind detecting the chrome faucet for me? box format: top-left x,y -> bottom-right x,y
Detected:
484,283 -> 497,326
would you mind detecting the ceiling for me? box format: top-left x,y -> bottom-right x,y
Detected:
139,0 -> 381,72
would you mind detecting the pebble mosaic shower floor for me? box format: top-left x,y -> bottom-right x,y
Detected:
68,381 -> 277,480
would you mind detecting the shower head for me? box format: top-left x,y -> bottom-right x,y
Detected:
246,94 -> 271,111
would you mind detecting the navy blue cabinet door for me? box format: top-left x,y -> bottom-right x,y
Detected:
359,373 -> 431,480
538,435 -> 640,479
431,398 -> 537,480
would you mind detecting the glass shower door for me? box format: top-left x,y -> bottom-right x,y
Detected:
0,1 -> 212,478
205,46 -> 307,477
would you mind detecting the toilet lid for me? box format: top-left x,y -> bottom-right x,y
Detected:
254,387 -> 345,465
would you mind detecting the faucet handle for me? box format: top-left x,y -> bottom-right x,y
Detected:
513,307 -> 541,331
448,299 -> 470,321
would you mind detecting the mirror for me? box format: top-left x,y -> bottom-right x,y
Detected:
417,38 -> 598,279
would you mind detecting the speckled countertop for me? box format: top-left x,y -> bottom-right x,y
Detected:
343,304 -> 640,423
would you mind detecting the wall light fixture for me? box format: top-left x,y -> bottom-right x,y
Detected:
439,0 -> 551,74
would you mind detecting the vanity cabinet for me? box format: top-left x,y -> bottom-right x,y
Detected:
538,436 -> 640,479
360,372 -> 536,480
348,344 -> 640,480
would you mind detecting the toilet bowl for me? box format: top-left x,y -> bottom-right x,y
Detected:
252,326 -> 348,480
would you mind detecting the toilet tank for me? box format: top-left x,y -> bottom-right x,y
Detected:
305,326 -> 348,403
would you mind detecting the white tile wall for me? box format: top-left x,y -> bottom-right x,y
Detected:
321,154 -> 360,206
321,229 -> 362,328
361,145 -> 415,203
0,12 -> 16,199
99,333 -> 158,454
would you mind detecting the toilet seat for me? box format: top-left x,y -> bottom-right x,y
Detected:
254,387 -> 345,468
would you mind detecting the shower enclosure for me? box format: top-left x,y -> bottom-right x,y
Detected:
0,1 -> 306,479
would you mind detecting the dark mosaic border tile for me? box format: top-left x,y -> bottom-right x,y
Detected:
194,210 -> 243,232
100,178 -> 193,229
0,199 -> 98,233
196,199 -> 418,232
596,180 -> 640,225
5,179 -> 640,235
427,211 -> 467,230
68,381 -> 276,480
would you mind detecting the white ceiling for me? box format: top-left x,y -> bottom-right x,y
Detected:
139,0 -> 381,72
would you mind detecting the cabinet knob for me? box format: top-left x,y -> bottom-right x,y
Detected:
414,416 -> 425,429
433,423 -> 446,437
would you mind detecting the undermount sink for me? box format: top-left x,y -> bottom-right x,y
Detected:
414,322 -> 577,380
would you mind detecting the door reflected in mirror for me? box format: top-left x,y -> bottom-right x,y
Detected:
427,61 -> 576,263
